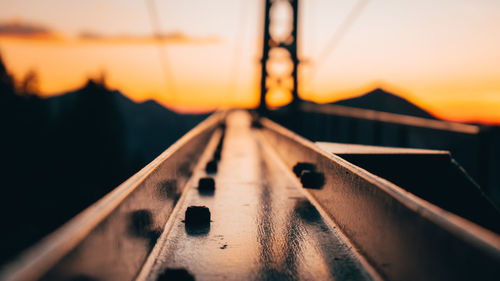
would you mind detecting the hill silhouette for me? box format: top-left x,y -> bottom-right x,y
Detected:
46,82 -> 207,166
0,57 -> 208,264
332,88 -> 436,119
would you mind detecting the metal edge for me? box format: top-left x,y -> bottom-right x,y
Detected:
260,116 -> 500,280
258,132 -> 385,281
134,128 -> 224,281
301,102 -> 480,134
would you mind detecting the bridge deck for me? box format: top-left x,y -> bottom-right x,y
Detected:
138,111 -> 378,281
2,110 -> 499,281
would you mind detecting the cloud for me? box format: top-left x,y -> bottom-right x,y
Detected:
0,19 -> 220,45
0,20 -> 60,39
77,31 -> 221,45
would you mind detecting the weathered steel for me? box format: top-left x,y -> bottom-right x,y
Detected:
0,112 -> 226,281
260,117 -> 500,281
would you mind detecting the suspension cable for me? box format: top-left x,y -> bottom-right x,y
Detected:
145,0 -> 177,100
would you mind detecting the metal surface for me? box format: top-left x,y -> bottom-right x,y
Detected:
300,102 -> 479,134
138,111 -> 379,281
315,142 -> 449,155
274,102 -> 500,205
0,112 -> 226,281
3,110 -> 500,281
315,142 -> 500,233
260,116 -> 500,281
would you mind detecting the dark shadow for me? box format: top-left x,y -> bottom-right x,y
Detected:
128,209 -> 162,251
128,209 -> 154,237
158,179 -> 179,201
292,162 -> 316,177
184,224 -> 211,237
294,199 -> 321,223
68,275 -> 100,281
157,268 -> 195,281
197,177 -> 215,196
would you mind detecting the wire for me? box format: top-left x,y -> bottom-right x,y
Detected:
145,0 -> 177,100
306,0 -> 370,91
226,0 -> 249,104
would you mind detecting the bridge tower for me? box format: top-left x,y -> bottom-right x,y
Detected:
259,0 -> 300,113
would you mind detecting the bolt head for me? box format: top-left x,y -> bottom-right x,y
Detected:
198,177 -> 215,194
293,162 -> 316,177
185,206 -> 211,226
300,170 -> 325,189
205,160 -> 217,174
156,268 -> 195,281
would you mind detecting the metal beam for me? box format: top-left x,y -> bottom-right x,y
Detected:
2,110 -> 499,281
260,116 -> 500,281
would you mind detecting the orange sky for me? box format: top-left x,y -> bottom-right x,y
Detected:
1,0 -> 499,124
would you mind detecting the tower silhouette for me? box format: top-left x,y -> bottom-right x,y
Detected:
259,0 -> 300,113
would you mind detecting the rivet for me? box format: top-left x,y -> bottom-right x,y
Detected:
292,162 -> 316,177
156,268 -> 195,281
198,177 -> 215,195
205,160 -> 217,174
300,170 -> 325,189
185,206 -> 211,226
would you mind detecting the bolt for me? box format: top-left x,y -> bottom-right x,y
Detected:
205,160 -> 217,174
214,148 -> 222,161
292,162 -> 316,177
185,206 -> 211,226
198,177 -> 215,195
69,276 -> 99,281
157,268 -> 195,281
219,122 -> 226,131
251,119 -> 263,128
300,170 -> 325,189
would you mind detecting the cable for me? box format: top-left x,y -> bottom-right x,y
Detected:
226,0 -> 249,105
145,0 -> 177,100
305,0 -> 370,92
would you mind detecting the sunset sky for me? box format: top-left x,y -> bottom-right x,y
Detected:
0,0 -> 499,123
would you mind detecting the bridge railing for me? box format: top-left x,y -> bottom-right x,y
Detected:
271,102 -> 499,204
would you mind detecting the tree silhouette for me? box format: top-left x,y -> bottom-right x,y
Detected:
19,69 -> 39,96
0,54 -> 15,95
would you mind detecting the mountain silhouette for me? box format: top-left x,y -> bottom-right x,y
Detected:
46,82 -> 208,166
0,75 -> 208,264
331,88 -> 436,119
